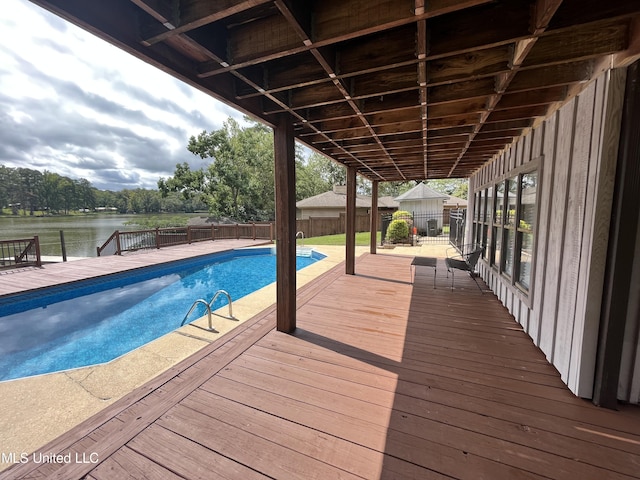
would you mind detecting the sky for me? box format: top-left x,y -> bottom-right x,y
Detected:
0,0 -> 247,191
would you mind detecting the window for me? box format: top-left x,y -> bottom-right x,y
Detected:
492,181 -> 504,267
482,187 -> 492,260
475,166 -> 538,295
516,171 -> 537,290
502,176 -> 518,278
473,191 -> 483,246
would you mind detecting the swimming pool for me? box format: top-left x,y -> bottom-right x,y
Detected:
0,247 -> 324,381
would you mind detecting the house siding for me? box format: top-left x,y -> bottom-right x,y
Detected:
468,69 -> 631,401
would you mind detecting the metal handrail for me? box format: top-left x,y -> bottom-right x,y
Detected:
209,290 -> 236,321
180,299 -> 213,330
180,289 -> 237,332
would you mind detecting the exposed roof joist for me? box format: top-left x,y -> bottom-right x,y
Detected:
29,0 -> 640,181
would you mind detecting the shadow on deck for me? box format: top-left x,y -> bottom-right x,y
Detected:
3,253 -> 640,479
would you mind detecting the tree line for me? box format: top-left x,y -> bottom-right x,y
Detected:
2,117 -> 467,220
0,166 -> 202,216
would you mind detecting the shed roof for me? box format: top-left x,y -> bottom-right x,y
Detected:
394,183 -> 449,201
444,195 -> 468,207
296,190 -> 398,209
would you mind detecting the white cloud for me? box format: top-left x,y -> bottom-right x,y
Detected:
0,0 -> 244,191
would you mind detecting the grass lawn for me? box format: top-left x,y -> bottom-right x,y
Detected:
301,231 -> 381,246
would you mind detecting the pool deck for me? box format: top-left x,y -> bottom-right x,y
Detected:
2,244 -> 640,479
0,239 -> 293,471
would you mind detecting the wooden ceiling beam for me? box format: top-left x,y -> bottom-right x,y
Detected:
447,0 -> 563,176
140,0 -> 272,46
194,0 -> 492,77
523,19 -> 630,67
312,0 -> 492,44
132,0 -> 179,29
366,107 -> 422,126
427,126 -> 475,138
427,77 -> 496,104
548,0 -> 640,30
426,2 -> 532,59
351,64 -> 418,97
428,135 -> 471,146
228,14 -> 302,65
428,98 -> 487,118
336,25 -> 417,76
508,60 -> 594,92
474,129 -> 523,140
496,85 -> 568,109
484,104 -> 550,123
427,113 -> 483,130
289,83 -> 345,109
614,15 -> 640,67
302,103 -> 358,123
426,44 -> 512,84
361,92 -> 420,114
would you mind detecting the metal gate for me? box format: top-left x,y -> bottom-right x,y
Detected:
448,209 -> 466,252
381,212 -> 450,245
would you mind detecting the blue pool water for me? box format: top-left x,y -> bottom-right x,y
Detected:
0,247 -> 324,381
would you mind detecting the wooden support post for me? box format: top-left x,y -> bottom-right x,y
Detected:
370,181 -> 378,255
59,230 -> 67,262
274,114 -> 297,332
34,235 -> 42,267
346,166 -> 357,275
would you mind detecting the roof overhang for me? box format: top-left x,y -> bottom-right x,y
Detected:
29,0 -> 640,181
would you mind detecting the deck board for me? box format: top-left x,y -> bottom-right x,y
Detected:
2,253 -> 640,479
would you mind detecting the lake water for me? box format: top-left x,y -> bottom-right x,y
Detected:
0,214 -> 200,258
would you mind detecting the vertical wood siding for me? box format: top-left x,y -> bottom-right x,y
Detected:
469,70 -> 629,400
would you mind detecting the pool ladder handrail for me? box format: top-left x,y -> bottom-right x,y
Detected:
180,289 -> 237,332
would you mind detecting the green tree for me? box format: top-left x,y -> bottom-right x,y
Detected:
76,179 -> 96,210
295,151 -> 334,200
130,189 -> 161,213
0,166 -> 20,211
39,171 -> 63,214
296,151 -> 371,198
16,168 -> 43,215
60,177 -> 76,214
378,181 -> 415,198
159,118 -> 276,221
425,178 -> 468,199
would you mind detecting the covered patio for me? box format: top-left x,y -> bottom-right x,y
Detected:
3,253 -> 639,479
4,0 -> 640,477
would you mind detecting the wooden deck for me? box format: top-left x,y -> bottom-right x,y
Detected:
3,253 -> 640,480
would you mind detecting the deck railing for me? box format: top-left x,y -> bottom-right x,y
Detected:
97,223 -> 273,256
0,236 -> 42,270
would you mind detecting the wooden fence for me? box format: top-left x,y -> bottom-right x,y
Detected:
0,236 -> 42,270
295,214 -> 370,238
97,224 -> 273,256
